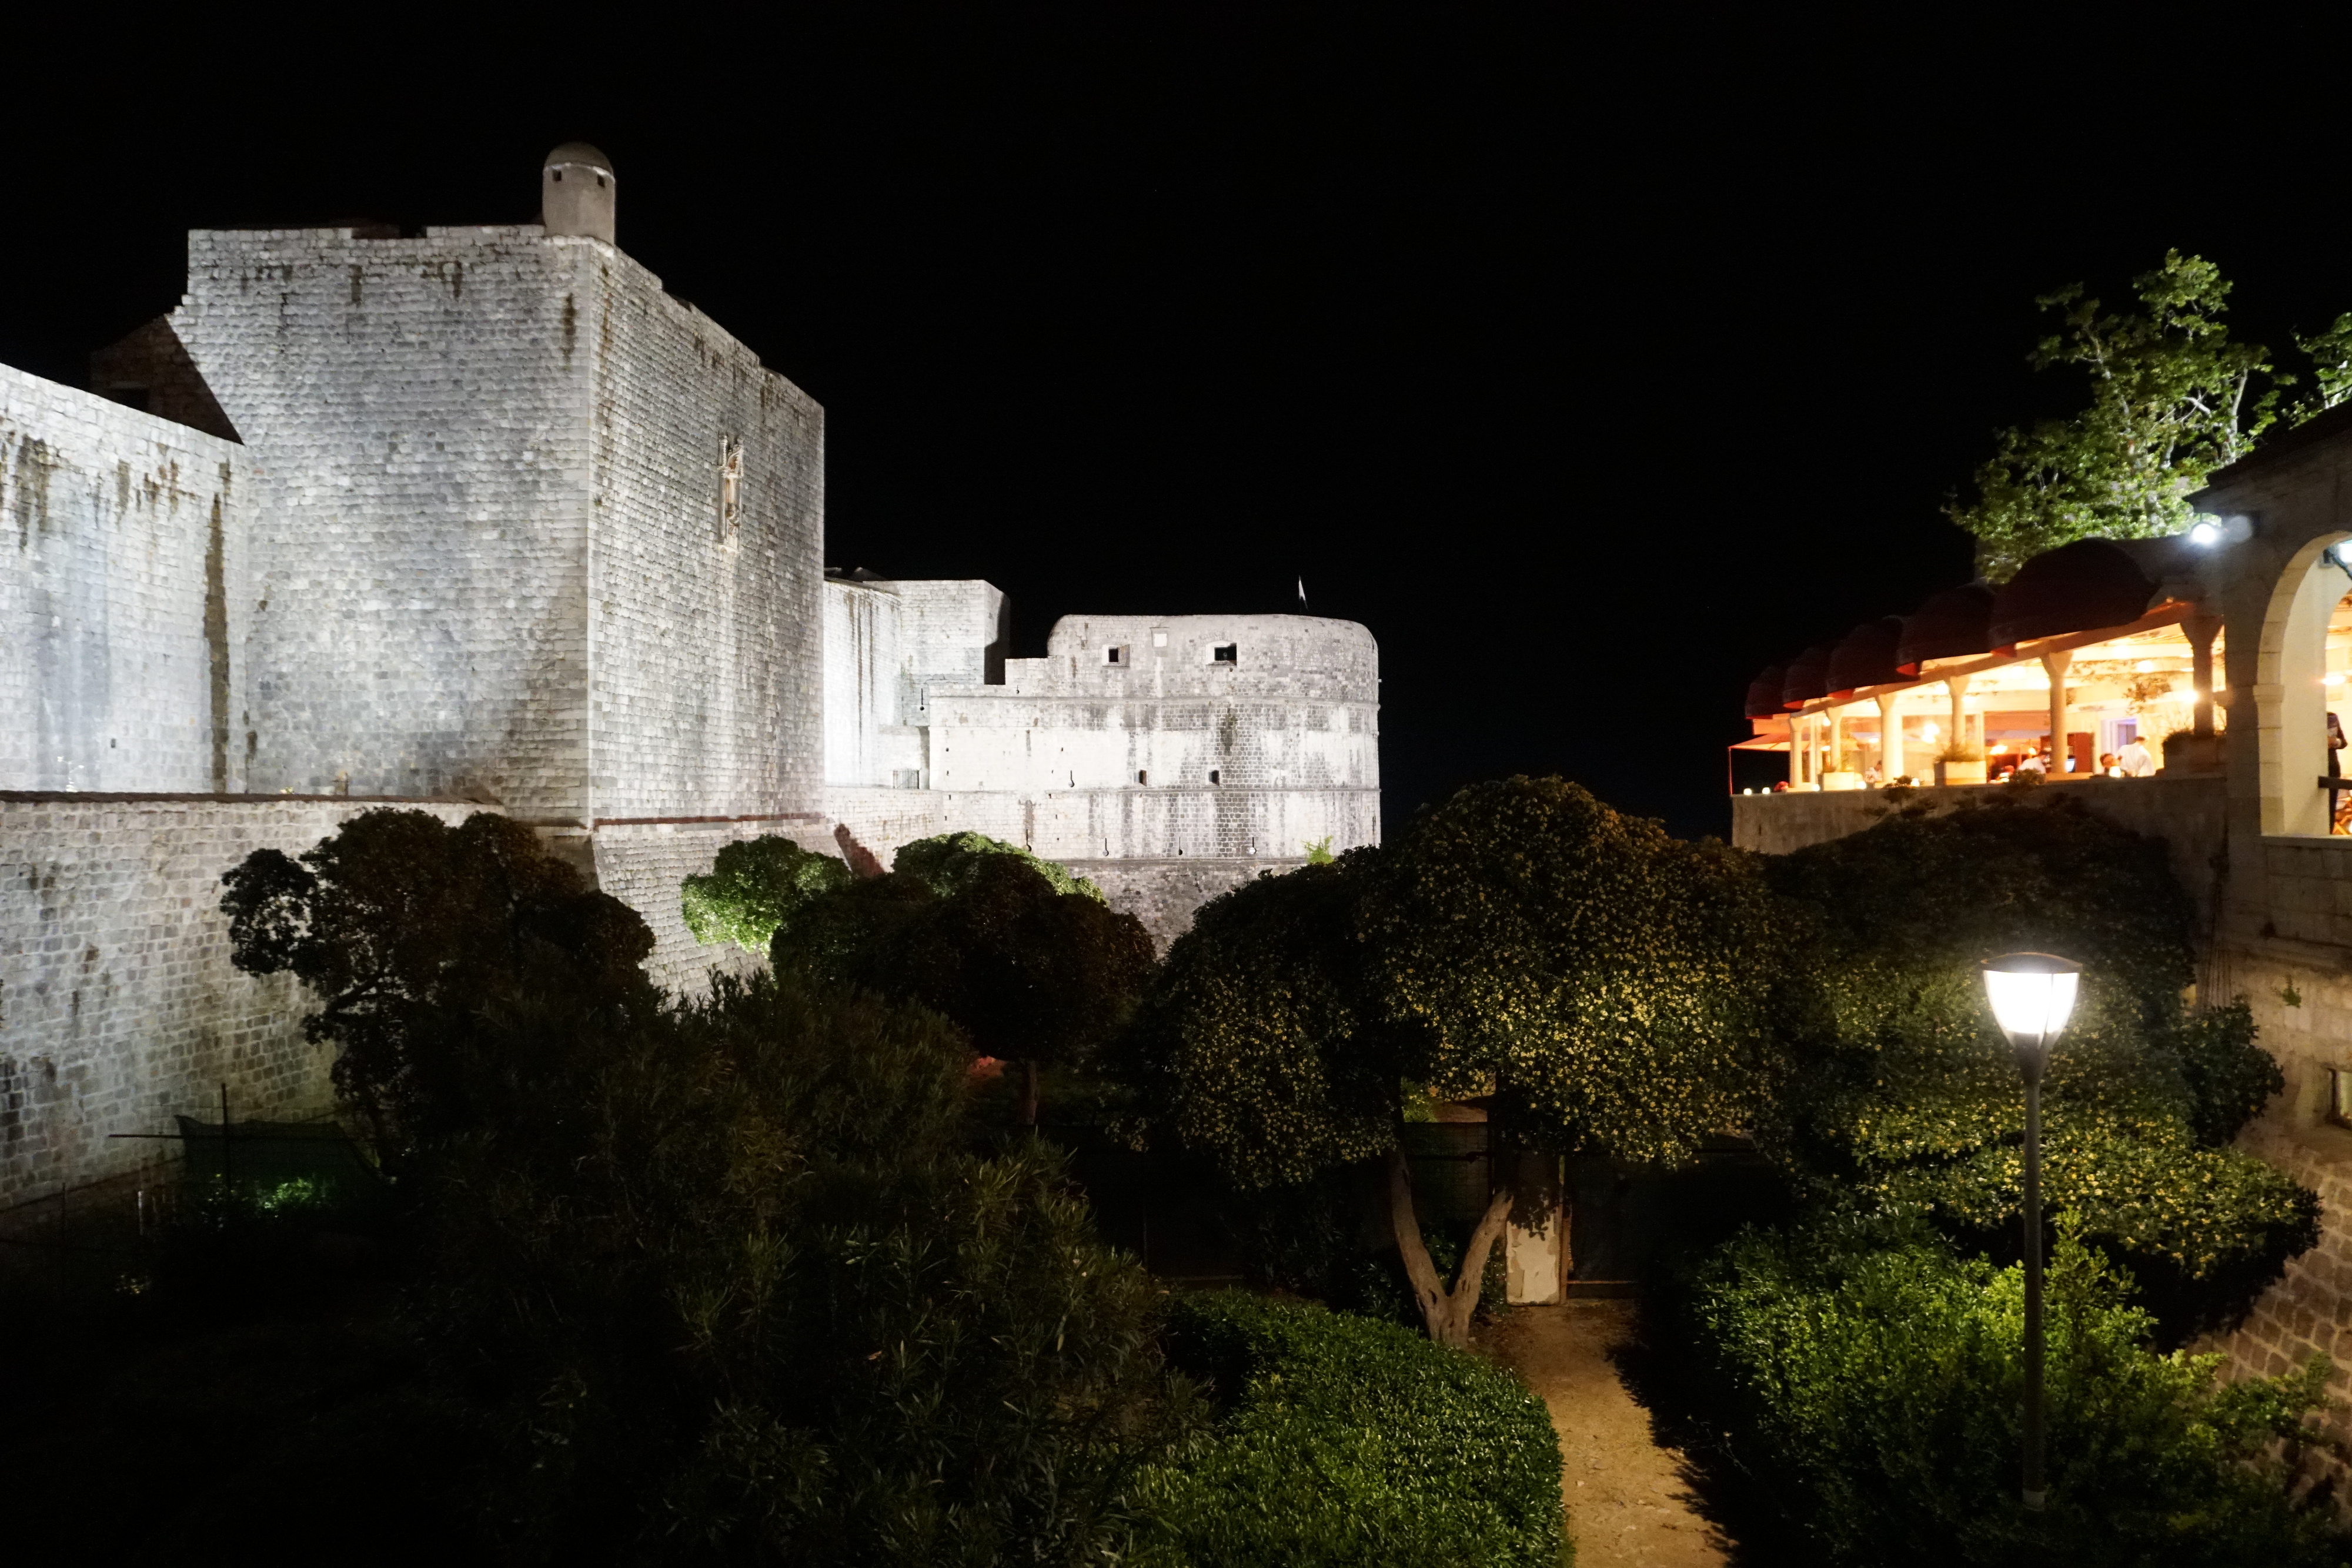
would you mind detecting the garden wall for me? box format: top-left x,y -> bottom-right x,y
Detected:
0,793 -> 486,1211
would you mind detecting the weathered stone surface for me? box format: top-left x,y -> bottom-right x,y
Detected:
0,794 -> 483,1210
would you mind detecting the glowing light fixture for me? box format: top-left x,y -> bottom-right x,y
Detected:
1982,952 -> 2080,1063
1980,950 -> 2081,1514
2330,673 -> 2347,689
2134,660 -> 2156,673
2187,519 -> 2224,547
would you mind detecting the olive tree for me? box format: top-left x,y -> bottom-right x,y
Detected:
1120,777 -> 1780,1346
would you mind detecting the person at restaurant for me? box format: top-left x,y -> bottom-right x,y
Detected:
2013,749 -> 2046,779
2099,751 -> 2122,778
2118,735 -> 2154,777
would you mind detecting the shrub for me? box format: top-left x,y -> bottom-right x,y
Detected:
1683,1214 -> 2337,1567
1762,797 -> 2313,1330
895,830 -> 1107,902
680,834 -> 852,952
1128,1292 -> 1563,1567
411,970 -> 1187,1563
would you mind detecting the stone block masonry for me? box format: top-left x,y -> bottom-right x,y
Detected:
0,367 -> 255,795
0,794 -> 486,1211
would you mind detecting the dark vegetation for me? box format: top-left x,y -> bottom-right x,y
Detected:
12,783 -> 2338,1564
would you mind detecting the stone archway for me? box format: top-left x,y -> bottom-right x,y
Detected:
2254,531 -> 2352,837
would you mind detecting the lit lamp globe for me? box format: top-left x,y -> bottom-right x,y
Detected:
1980,952 -> 2080,1081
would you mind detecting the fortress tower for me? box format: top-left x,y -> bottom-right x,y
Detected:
0,145 -> 1378,1209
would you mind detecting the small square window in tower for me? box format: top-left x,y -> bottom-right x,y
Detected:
1211,643 -> 1238,664
718,437 -> 744,540
1104,645 -> 1128,666
1210,768 -> 1221,785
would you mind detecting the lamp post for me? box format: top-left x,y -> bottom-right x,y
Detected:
1980,951 -> 2081,1513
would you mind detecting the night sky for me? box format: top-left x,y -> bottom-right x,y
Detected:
12,15 -> 2352,838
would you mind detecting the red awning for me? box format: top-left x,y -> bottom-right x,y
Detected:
1896,581 -> 1994,673
1781,644 -> 1833,709
1986,538 -> 2184,651
1826,616 -> 1906,693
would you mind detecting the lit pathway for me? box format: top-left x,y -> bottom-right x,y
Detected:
1479,1300 -> 1729,1567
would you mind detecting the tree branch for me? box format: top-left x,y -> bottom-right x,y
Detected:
1386,1148 -> 1449,1335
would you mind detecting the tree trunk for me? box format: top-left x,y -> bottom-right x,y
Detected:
1019,1059 -> 1041,1126
1385,1147 -> 1514,1349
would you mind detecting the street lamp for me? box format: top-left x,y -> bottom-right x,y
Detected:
1980,951 -> 2080,1513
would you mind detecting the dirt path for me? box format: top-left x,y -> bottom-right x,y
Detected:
1480,1301 -> 1729,1567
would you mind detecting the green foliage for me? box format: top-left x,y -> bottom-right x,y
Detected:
1304,835 -> 1335,864
1762,796 -> 2313,1329
680,834 -> 852,952
1128,1292 -> 1563,1568
1115,860 -> 1400,1188
1360,777 -> 1780,1165
2175,1001 -> 2284,1147
895,830 -> 1106,902
1121,778 -> 1782,1195
1685,1216 -> 2337,1567
1947,252 -> 2278,580
218,809 -> 659,1161
777,851 -> 1157,1097
420,968 -> 1187,1563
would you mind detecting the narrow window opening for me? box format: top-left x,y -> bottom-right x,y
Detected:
1137,770 -> 1148,785
1105,646 -> 1122,664
1212,643 -> 1238,664
1209,768 -> 1220,784
2333,1066 -> 2352,1129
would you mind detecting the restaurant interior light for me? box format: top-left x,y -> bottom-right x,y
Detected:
1980,952 -> 2081,1055
2134,660 -> 2156,673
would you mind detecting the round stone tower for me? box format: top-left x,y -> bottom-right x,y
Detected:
541,142 -> 616,242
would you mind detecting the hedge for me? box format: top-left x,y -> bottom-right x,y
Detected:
1682,1214 -> 2337,1567
1128,1292 -> 1565,1567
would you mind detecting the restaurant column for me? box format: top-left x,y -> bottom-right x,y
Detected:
1946,674 -> 1970,763
2187,612 -> 2220,740
2041,649 -> 2073,773
1876,690 -> 1905,779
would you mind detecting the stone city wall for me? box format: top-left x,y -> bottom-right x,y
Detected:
173,227 -> 597,817
0,793 -> 485,1210
588,255 -> 824,823
0,366 -> 255,795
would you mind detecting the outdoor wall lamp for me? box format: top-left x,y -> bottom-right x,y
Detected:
2187,513 -> 2252,547
1981,951 -> 2081,1514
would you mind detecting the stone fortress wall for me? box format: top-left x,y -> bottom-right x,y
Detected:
818,591 -> 1381,945
0,145 -> 1384,1209
0,794 -> 487,1211
1,367 -> 256,795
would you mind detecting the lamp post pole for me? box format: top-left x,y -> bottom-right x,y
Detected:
1980,951 -> 2079,1515
2020,1042 -> 2046,1512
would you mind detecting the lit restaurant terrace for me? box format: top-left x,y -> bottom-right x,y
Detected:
1735,537 -> 2253,801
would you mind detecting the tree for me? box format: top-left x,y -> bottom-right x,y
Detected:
680,834 -> 851,953
1948,251 -> 2278,580
754,833 -> 1155,1125
1119,777 -> 1780,1346
218,809 -> 659,1162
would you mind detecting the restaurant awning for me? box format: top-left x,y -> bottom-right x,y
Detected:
1986,537 -> 2187,651
1826,616 -> 1906,693
1896,582 -> 1994,674
1781,644 -> 1833,709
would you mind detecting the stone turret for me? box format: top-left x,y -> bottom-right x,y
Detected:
541,141 -> 616,242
